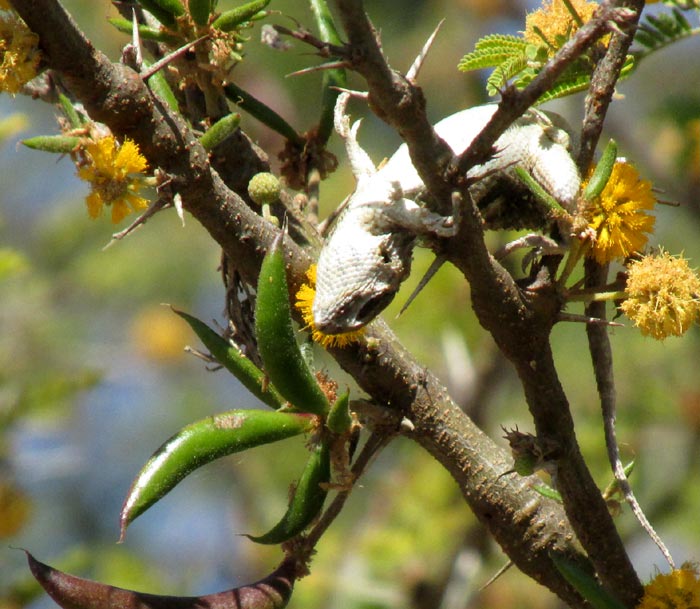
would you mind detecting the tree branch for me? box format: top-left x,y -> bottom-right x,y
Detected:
334,0 -> 642,605
13,0 -> 640,605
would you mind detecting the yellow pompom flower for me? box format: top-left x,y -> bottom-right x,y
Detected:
295,264 -> 364,349
0,11 -> 41,94
637,565 -> 700,609
77,136 -> 150,224
584,161 -> 656,264
525,0 -> 600,52
621,251 -> 700,340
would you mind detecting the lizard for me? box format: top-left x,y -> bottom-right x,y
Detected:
312,93 -> 582,336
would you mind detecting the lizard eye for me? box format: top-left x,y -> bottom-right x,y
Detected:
355,292 -> 396,325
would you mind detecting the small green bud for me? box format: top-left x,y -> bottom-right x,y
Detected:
248,172 -> 281,206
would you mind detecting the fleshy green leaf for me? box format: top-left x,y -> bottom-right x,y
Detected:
173,308 -> 286,409
254,234 -> 330,416
248,441 -> 330,544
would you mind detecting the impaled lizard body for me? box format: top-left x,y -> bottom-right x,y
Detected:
313,100 -> 581,335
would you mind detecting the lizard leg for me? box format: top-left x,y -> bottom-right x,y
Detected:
382,183 -> 460,238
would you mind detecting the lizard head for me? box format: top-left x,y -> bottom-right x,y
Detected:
312,218 -> 415,335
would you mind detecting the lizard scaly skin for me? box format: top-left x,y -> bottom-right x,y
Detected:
313,100 -> 581,335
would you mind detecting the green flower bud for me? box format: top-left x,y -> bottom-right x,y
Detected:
248,172 -> 281,206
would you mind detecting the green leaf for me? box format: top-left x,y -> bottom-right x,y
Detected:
119,409 -> 316,537
551,554 -> 626,609
255,234 -> 330,416
486,52 -> 529,95
172,307 -> 286,409
634,7 -> 698,57
248,441 -> 331,544
458,34 -> 528,73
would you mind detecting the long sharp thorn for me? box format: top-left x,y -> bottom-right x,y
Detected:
558,312 -> 624,327
131,9 -> 143,68
397,255 -> 446,318
407,19 -> 445,82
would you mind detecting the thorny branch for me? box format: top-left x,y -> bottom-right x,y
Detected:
334,0 -> 644,604
11,0 -> 653,606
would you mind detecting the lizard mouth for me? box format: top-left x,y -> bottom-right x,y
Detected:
314,291 -> 397,335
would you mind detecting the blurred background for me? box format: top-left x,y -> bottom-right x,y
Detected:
2,1 -> 700,608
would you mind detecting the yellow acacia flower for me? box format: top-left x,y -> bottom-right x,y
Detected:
584,161 -> 656,264
295,264 -> 364,349
638,565 -> 700,609
525,0 -> 600,51
77,136 -> 150,224
0,11 -> 41,95
621,251 -> 700,340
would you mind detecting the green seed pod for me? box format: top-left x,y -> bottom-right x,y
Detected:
248,441 -> 330,544
22,135 -> 81,154
173,307 -> 285,409
199,113 -> 242,150
248,172 -> 281,206
108,18 -> 179,43
583,139 -> 618,201
255,234 -> 330,416
137,0 -> 183,26
27,551 -> 296,609
188,0 -> 212,25
119,409 -> 316,538
211,0 -> 270,32
326,389 -> 352,434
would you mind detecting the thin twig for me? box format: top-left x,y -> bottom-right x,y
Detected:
140,35 -> 210,80
305,432 -> 390,547
580,0 -> 675,572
